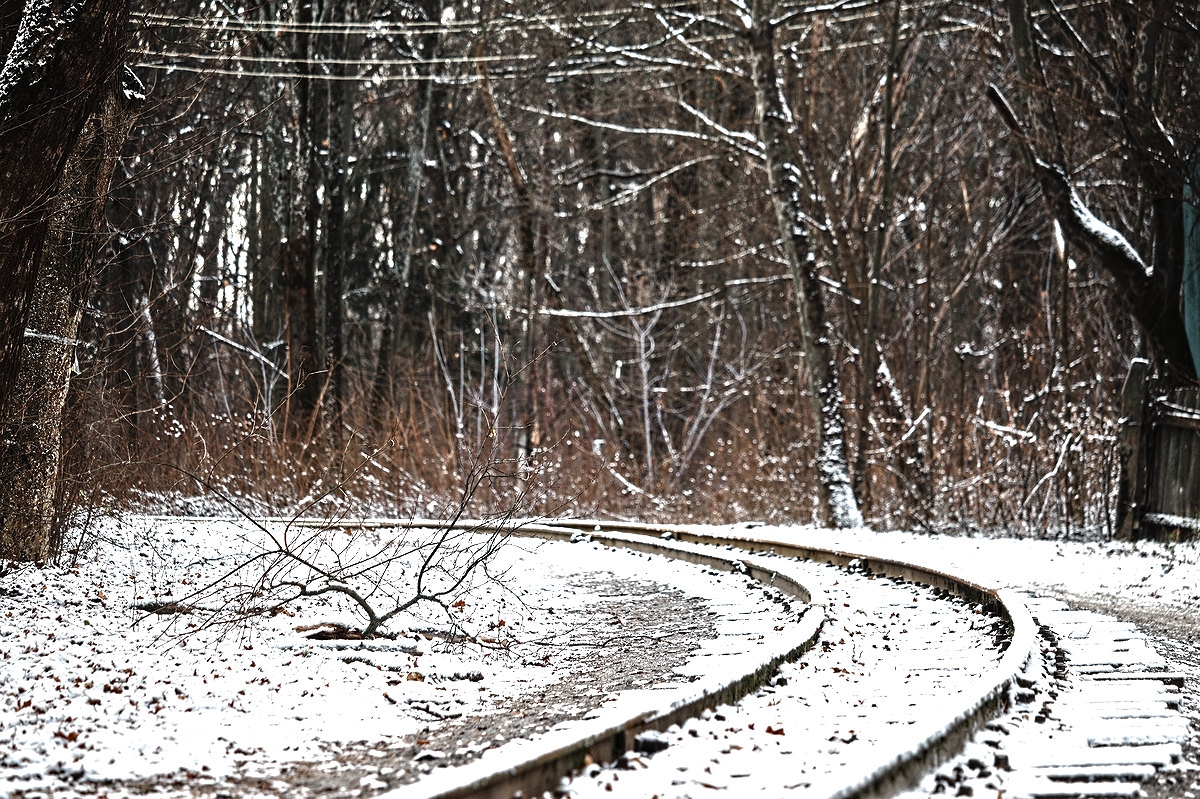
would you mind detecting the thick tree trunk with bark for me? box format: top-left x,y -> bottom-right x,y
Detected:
0,0 -> 131,419
0,68 -> 139,562
748,2 -> 863,529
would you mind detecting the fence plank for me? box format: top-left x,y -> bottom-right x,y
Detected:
1117,360 -> 1151,539
1142,387 -> 1200,538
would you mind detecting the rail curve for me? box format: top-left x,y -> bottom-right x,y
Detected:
269,517 -> 1039,799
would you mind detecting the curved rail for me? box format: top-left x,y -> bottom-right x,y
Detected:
177,515 -> 1038,799
280,517 -> 1035,799
403,526 -> 827,799
540,519 -> 1038,799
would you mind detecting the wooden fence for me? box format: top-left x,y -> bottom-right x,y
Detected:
1120,360 -> 1200,539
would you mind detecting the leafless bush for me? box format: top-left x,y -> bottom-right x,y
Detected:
141,396 -> 558,639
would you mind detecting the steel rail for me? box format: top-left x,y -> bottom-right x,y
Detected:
147,515 -> 1037,799
400,526 -> 827,799
521,519 -> 1038,799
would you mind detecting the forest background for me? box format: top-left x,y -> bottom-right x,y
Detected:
1,0 -> 1197,563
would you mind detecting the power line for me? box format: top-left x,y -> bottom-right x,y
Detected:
131,4 -> 675,36
130,48 -> 544,68
132,18 -> 991,84
133,61 -> 679,83
128,0 -> 1042,85
132,0 -> 948,39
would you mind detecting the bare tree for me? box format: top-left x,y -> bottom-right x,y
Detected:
990,0 -> 1199,384
746,0 -> 863,528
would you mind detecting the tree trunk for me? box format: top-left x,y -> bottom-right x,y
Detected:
281,236 -> 319,435
0,0 -> 131,420
249,128 -> 283,351
852,0 -> 902,514
281,0 -> 322,437
323,4 -> 354,446
0,67 -> 140,562
992,0 -> 1194,384
747,2 -> 863,528
475,42 -> 542,462
369,5 -> 440,423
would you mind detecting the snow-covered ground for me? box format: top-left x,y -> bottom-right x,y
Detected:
558,523 -> 1200,799
0,517 -> 794,798
2,517 -> 1198,799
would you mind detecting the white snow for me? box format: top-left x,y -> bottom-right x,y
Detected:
736,524 -> 1200,613
561,560 -> 1007,798
22,328 -> 83,348
557,523 -> 1200,799
1044,161 -> 1151,277
0,517 -> 796,797
3,517 -> 1199,798
0,2 -> 69,108
1144,513 -> 1200,533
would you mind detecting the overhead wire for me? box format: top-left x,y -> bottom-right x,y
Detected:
132,0 -> 1090,40
134,0 -> 1000,37
131,49 -> 544,67
129,0 -> 1059,84
133,19 -> 988,84
131,61 -> 681,82
131,2 -> 683,36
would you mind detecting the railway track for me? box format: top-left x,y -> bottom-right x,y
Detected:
277,517 -> 1037,799
159,516 -> 1189,799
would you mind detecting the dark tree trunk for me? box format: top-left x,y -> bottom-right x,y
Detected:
281,236 -> 320,434
989,88 -> 1194,384
992,0 -> 1195,384
281,0 -> 322,437
852,0 -> 902,513
323,3 -> 352,444
0,0 -> 131,419
249,129 -> 284,351
748,1 -> 863,528
369,2 -> 440,423
0,67 -> 140,562
476,42 -> 542,461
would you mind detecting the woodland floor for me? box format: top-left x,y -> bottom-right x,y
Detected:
1,519 -> 1198,799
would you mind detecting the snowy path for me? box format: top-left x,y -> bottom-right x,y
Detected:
0,519 -> 809,799
716,525 -> 1199,799
500,521 -> 1195,799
